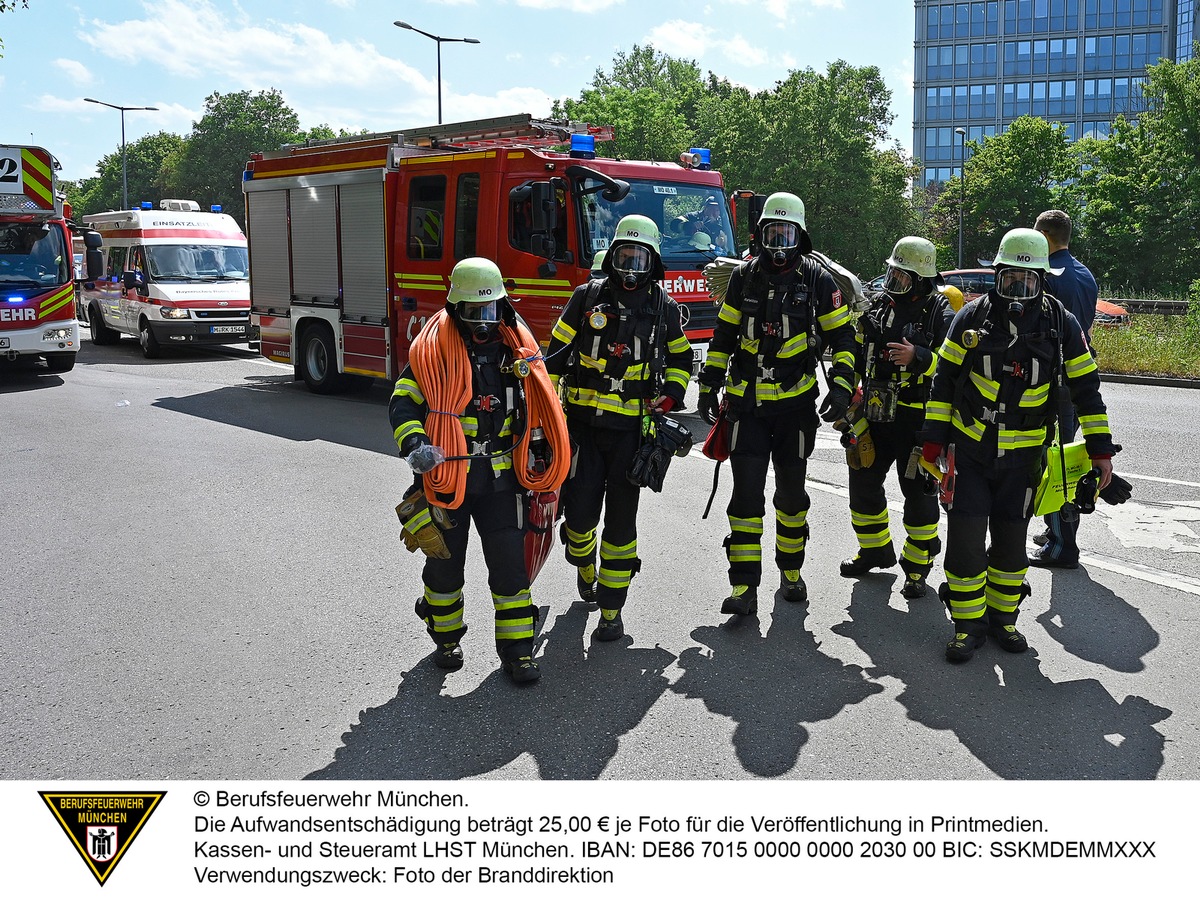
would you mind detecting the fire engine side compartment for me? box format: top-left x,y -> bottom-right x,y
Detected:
244,163 -> 391,380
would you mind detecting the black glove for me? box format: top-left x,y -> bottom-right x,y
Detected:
819,385 -> 852,423
698,390 -> 721,425
1099,473 -> 1133,505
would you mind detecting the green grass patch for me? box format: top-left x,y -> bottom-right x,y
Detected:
1091,282 -> 1200,379
1092,316 -> 1200,378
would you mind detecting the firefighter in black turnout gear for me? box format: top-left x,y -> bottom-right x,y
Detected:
697,192 -> 857,615
839,236 -> 954,599
545,215 -> 692,641
390,258 -> 551,684
924,228 -> 1118,662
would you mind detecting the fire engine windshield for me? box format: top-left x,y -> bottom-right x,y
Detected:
0,223 -> 70,287
576,178 -> 734,267
145,244 -> 249,281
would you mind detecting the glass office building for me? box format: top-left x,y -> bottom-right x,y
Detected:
913,0 -> 1191,187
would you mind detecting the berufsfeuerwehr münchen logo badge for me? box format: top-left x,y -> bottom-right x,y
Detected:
39,791 -> 166,886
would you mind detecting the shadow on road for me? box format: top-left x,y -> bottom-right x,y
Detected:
670,599 -> 884,777
153,375 -> 398,456
832,580 -> 1170,778
0,364 -> 65,393
307,602 -> 675,780
1035,568 -> 1159,673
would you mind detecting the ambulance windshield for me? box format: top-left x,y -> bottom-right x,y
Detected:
576,178 -> 734,268
145,244 -> 249,281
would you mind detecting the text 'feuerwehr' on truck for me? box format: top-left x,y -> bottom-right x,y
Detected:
0,144 -> 103,375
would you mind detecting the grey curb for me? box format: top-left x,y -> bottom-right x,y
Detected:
1101,372 -> 1200,389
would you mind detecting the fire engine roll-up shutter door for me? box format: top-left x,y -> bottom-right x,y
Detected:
338,181 -> 387,323
246,191 -> 290,309
290,184 -> 339,306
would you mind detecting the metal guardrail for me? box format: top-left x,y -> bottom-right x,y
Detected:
1107,298 -> 1190,315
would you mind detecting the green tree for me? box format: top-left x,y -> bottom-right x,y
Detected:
553,44 -> 700,162
1079,54 -> 1200,292
702,61 -> 917,275
929,116 -> 1078,267
73,131 -> 186,216
173,89 -> 303,226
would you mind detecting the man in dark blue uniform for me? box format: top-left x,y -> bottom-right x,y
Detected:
1029,209 -> 1099,570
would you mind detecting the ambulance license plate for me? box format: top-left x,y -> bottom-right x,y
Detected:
0,338 -> 8,349
210,325 -> 245,335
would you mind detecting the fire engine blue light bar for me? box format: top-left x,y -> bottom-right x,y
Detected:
688,148 -> 712,169
570,134 -> 596,159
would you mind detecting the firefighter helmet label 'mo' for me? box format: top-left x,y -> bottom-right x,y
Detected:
39,791 -> 166,886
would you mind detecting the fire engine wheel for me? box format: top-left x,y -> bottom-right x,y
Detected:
300,325 -> 346,394
44,352 -> 76,373
89,305 -> 118,345
139,319 -> 162,359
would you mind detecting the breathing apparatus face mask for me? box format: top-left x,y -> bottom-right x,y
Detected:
996,267 -> 1042,314
456,298 -> 501,343
760,221 -> 800,268
611,243 -> 653,291
883,266 -> 918,301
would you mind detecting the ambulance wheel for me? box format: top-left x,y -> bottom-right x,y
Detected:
300,324 -> 346,394
89,304 -> 118,345
44,352 -> 76,373
139,318 -> 162,359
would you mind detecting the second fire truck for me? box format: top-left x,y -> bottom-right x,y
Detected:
242,114 -> 733,392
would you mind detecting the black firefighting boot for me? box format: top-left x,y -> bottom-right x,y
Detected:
721,584 -> 758,616
988,583 -> 1032,653
900,573 -> 928,599
899,537 -> 940,599
593,607 -> 625,642
433,643 -> 464,670
839,546 -> 897,578
941,584 -> 988,662
577,564 -> 598,604
776,569 -> 808,604
498,639 -> 541,684
417,597 -> 467,670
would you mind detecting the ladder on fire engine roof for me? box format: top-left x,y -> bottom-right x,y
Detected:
279,113 -> 614,155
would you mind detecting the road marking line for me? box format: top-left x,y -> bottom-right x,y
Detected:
1121,472 -> 1200,489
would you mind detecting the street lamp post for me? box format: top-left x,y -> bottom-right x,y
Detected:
955,127 -> 967,269
394,21 -> 480,124
85,97 -> 158,210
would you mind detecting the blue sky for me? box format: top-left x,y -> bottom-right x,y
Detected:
2,0 -> 915,183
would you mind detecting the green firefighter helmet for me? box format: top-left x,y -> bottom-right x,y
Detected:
758,191 -> 812,257
611,214 -> 662,256
446,256 -> 508,305
992,227 -> 1064,274
885,235 -> 939,278
602,214 -> 665,285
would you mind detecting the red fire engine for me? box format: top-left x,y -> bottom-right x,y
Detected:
242,114 -> 732,392
0,144 -> 102,374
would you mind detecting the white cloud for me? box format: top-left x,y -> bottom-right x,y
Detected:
515,0 -> 624,10
645,21 -> 714,59
450,86 -> 555,122
54,59 -> 94,86
79,0 -> 428,92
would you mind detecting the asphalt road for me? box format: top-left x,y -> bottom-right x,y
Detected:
2,336 -> 1198,781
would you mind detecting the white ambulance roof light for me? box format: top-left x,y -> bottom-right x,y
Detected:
159,199 -> 201,211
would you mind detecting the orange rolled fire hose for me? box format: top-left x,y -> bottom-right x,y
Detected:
408,309 -> 570,509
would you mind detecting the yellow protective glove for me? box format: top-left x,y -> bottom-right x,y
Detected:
395,487 -> 452,559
